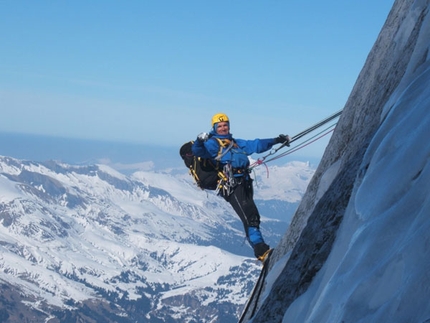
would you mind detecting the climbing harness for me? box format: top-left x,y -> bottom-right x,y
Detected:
249,109 -> 343,171
211,138 -> 239,196
215,163 -> 240,196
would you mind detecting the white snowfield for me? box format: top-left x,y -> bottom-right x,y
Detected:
0,150 -> 312,320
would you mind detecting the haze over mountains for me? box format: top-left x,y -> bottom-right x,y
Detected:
0,132 -> 322,173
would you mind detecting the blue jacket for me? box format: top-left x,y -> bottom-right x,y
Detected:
192,131 -> 276,174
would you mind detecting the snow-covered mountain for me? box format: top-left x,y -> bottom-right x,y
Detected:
243,0 -> 430,322
0,153 -> 313,322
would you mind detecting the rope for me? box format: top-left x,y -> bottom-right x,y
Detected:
291,109 -> 342,142
262,123 -> 336,163
249,109 -> 342,171
275,109 -> 342,152
238,250 -> 274,322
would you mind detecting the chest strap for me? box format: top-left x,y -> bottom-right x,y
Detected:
214,138 -> 235,161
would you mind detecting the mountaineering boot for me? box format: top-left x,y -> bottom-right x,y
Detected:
257,248 -> 272,263
247,227 -> 270,260
254,242 -> 270,261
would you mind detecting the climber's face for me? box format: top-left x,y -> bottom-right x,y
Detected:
216,122 -> 230,135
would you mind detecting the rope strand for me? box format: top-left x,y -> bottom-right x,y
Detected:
290,109 -> 342,142
249,109 -> 342,171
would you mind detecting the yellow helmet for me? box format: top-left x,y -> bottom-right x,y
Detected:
211,113 -> 229,127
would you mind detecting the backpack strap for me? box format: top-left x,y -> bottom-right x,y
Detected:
214,138 -> 236,161
183,140 -> 228,190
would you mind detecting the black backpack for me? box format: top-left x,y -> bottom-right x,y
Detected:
179,141 -> 222,190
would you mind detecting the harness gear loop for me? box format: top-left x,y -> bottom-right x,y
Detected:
211,137 -> 241,195
215,163 -> 238,196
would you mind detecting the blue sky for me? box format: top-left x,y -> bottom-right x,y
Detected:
0,1 -> 394,159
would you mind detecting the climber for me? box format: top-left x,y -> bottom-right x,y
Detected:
192,113 -> 290,262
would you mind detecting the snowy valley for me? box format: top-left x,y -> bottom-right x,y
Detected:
0,155 -> 313,322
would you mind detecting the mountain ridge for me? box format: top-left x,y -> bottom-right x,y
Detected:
0,154 -> 313,322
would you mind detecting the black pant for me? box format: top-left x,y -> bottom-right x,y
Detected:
221,177 -> 261,235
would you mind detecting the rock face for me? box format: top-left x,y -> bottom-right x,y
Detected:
245,1 -> 430,322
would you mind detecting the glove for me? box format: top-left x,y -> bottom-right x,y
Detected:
275,134 -> 290,146
197,132 -> 209,142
